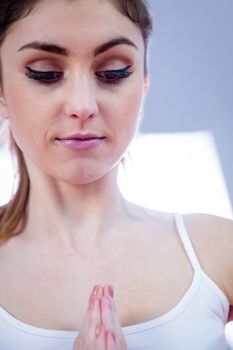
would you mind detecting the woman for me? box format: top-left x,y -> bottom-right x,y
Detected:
0,0 -> 232,349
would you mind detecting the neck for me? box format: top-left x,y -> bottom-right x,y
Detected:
24,165 -> 129,251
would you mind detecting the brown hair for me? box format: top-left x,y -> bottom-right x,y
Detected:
0,0 -> 153,245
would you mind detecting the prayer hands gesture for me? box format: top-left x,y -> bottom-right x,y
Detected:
73,285 -> 128,350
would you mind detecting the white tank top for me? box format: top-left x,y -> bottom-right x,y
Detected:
0,213 -> 230,349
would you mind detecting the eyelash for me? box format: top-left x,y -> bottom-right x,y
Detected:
95,65 -> 133,84
25,65 -> 133,85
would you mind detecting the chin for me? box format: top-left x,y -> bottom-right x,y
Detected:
52,163 -> 117,186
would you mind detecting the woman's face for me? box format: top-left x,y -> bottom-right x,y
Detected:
0,0 -> 147,185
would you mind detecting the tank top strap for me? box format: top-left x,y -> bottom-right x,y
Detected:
174,212 -> 202,273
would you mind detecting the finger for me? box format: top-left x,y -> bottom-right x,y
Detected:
104,285 -> 122,333
96,285 -> 104,324
89,294 -> 103,337
96,285 -> 104,298
88,286 -> 103,324
100,295 -> 114,331
92,285 -> 99,296
73,287 -> 104,349
78,292 -> 101,342
95,324 -> 106,349
106,330 -> 117,350
101,286 -> 115,330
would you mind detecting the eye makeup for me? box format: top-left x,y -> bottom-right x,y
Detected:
95,65 -> 133,84
25,66 -> 63,84
25,65 -> 134,85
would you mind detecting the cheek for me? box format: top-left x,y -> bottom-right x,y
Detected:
5,88 -> 48,157
114,83 -> 144,134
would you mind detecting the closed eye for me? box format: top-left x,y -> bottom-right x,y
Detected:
25,65 -> 133,85
25,66 -> 63,84
95,65 -> 133,84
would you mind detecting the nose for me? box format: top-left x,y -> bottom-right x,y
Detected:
64,73 -> 98,120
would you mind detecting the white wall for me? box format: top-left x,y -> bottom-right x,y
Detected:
142,0 -> 233,207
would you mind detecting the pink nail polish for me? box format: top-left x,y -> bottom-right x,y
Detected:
97,286 -> 104,298
92,285 -> 98,295
106,296 -> 110,307
95,325 -> 101,337
108,285 -> 114,298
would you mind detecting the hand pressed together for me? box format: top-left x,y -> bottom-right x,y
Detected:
73,285 -> 128,350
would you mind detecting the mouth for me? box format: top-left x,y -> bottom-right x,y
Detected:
55,134 -> 106,150
56,134 -> 106,141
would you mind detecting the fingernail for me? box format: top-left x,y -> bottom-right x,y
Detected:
108,285 -> 114,298
95,324 -> 102,337
97,286 -> 103,298
106,296 -> 110,307
92,285 -> 98,296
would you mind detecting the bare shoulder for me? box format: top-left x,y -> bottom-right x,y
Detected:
183,212 -> 233,244
182,213 -> 233,304
183,212 -> 233,257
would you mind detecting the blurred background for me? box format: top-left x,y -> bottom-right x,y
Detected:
139,0 -> 233,211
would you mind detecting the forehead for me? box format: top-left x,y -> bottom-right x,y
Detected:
4,0 -> 144,56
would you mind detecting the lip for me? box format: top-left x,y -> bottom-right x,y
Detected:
58,133 -> 105,140
55,134 -> 106,150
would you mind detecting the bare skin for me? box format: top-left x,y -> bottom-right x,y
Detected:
0,208 -> 232,349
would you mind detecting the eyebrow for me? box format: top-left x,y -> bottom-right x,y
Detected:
94,37 -> 138,56
17,37 -> 138,57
